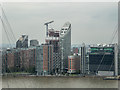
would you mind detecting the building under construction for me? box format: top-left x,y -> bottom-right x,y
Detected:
44,21 -> 72,74
45,29 -> 61,74
46,29 -> 60,53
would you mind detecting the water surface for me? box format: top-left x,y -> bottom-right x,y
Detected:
2,76 -> 119,88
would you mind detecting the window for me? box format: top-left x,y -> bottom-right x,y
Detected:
61,31 -> 63,33
64,31 -> 67,33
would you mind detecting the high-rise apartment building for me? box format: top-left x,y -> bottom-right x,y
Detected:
80,43 -> 86,74
16,35 -> 28,48
60,22 -> 71,74
36,44 -> 53,75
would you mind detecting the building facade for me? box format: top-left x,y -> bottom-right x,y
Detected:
80,43 -> 87,74
2,48 -> 36,73
2,49 -> 15,73
30,39 -> 39,47
60,22 -> 71,74
36,44 -> 53,75
46,29 -> 60,53
16,35 -> 28,48
45,29 -> 61,74
72,47 -> 79,54
68,54 -> 80,74
0,51 -> 2,74
88,44 -> 115,75
19,48 -> 31,71
118,3 -> 120,75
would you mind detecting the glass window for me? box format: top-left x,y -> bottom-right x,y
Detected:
61,31 -> 63,33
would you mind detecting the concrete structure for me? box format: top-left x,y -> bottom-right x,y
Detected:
68,54 -> 80,74
60,22 -> 71,74
88,44 -> 115,75
30,39 -> 39,47
16,35 -> 28,48
36,44 -> 53,75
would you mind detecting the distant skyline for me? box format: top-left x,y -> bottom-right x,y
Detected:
1,2 -> 118,45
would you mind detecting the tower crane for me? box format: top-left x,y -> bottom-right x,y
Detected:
44,21 -> 54,37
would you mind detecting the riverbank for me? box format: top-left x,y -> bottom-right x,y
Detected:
1,74 -> 105,78
1,73 -> 120,81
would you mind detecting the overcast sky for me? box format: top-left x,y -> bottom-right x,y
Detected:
1,2 -> 118,45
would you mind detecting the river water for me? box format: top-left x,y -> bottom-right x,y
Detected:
1,76 -> 119,88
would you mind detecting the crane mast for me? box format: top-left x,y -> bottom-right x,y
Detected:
44,21 -> 54,37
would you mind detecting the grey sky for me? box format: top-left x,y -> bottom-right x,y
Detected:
1,2 -> 118,45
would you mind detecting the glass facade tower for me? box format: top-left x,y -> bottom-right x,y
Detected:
60,22 -> 71,73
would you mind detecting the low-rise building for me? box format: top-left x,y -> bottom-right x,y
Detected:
88,44 -> 115,75
68,54 -> 80,74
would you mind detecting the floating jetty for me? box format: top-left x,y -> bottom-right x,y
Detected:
103,76 -> 120,80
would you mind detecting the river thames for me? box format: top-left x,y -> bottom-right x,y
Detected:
1,76 -> 119,88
